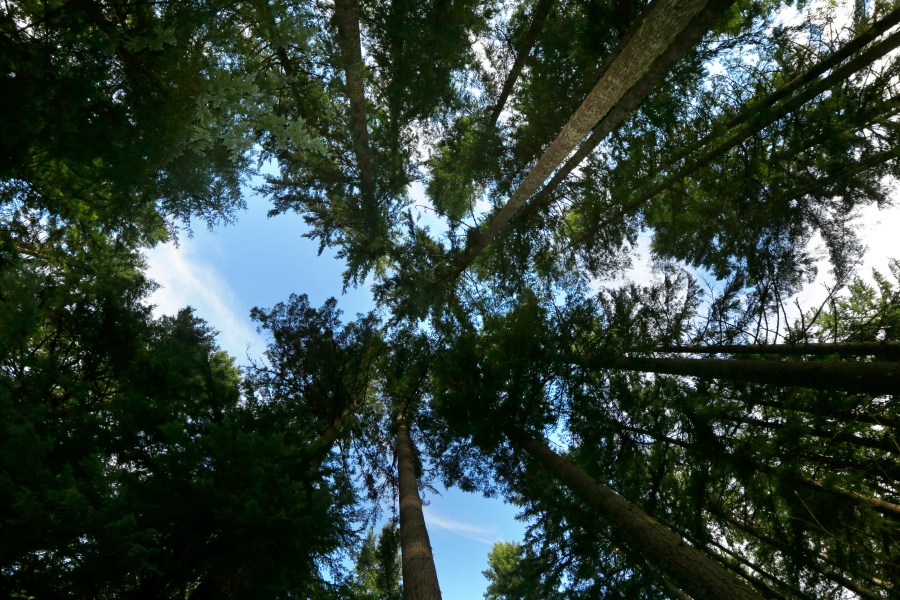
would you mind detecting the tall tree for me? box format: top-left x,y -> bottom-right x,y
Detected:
395,411 -> 443,600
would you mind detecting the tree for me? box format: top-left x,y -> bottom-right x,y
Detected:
6,0 -> 900,596
349,523 -> 403,600
482,541 -> 550,600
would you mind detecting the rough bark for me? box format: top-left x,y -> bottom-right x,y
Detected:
486,0 -> 556,129
453,0 -> 735,273
332,0 -> 378,212
659,341 -> 900,358
506,427 -> 762,600
396,412 -> 442,600
588,355 -> 900,396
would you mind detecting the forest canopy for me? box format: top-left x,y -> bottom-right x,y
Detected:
2,0 -> 899,597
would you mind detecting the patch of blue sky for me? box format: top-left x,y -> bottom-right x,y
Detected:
143,185 -> 527,598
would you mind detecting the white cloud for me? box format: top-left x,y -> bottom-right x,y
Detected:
422,508 -> 499,545
143,242 -> 265,364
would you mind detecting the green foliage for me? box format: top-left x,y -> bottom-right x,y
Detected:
814,259 -> 900,342
6,0 -> 900,597
482,541 -> 548,600
0,226 -> 361,597
349,523 -> 403,600
0,0 -> 264,241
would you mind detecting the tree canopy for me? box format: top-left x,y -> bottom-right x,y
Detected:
2,0 -> 899,597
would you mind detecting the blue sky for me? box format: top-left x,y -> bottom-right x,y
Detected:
144,188 -> 528,598
144,175 -> 899,598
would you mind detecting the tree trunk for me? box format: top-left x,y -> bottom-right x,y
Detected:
588,355 -> 900,395
303,406 -> 354,476
332,0 -> 377,213
505,426 -> 762,600
660,341 -> 900,358
711,412 -> 900,455
748,394 -> 900,430
396,412 -> 442,600
486,0 -> 556,129
453,0 -> 735,273
622,15 -> 900,213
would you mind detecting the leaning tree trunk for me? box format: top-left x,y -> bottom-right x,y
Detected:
395,412 -> 442,600
505,426 -> 762,600
658,341 -> 900,358
486,0 -> 556,129
453,0 -> 736,273
332,0 -> 377,214
586,355 -> 900,395
622,13 -> 900,213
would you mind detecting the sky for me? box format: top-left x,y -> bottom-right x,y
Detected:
144,174 -> 900,597
144,186 -> 528,599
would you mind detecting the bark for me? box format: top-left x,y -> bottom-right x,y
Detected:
486,0 -> 556,129
396,412 -> 442,600
453,0 -> 735,273
332,0 -> 378,213
660,341 -> 900,358
506,426 -> 762,600
510,0 -> 736,230
588,355 -> 900,396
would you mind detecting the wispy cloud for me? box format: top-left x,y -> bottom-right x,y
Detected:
422,508 -> 499,545
143,242 -> 265,364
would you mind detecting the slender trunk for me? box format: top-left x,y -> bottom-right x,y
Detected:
505,426 -> 762,600
332,0 -> 377,212
486,0 -> 556,129
588,355 -> 900,395
511,0 -> 735,229
712,413 -> 900,455
453,0 -> 735,273
799,476 -> 900,517
748,394 -> 900,430
304,407 -> 354,476
395,412 -> 442,600
623,18 -> 900,213
707,507 -> 888,598
660,341 -> 900,358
